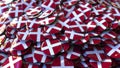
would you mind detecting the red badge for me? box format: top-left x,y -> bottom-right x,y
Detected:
69,21 -> 86,32
69,8 -> 84,22
2,56 -> 22,68
41,39 -> 62,55
43,22 -> 62,34
94,18 -> 108,31
29,28 -> 44,42
34,48 -> 52,63
90,58 -> 112,68
65,29 -> 84,40
105,44 -> 120,58
11,38 -> 31,51
17,29 -> 30,41
85,47 -> 106,61
37,16 -> 56,25
65,46 -> 81,60
41,0 -> 57,10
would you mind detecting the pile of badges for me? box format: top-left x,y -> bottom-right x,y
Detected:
0,0 -> 120,68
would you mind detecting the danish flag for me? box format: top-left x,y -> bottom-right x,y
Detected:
65,29 -> 84,40
65,46 -> 81,60
34,48 -> 52,63
43,22 -> 62,34
17,0 -> 37,12
29,28 -> 44,42
85,47 -> 106,61
105,44 -> 120,58
94,18 -> 108,31
90,59 -> 112,68
41,39 -> 62,55
70,9 -> 84,22
17,29 -> 30,41
11,38 -> 31,51
69,21 -> 86,32
2,56 -> 22,68
37,16 -> 56,25
10,15 -> 27,29
41,0 -> 57,10
9,6 -> 23,18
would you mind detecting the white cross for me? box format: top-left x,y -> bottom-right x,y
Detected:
17,0 -> 36,11
28,19 -> 38,28
10,6 -> 23,17
13,40 -> 28,49
66,47 -> 80,59
90,59 -> 111,68
78,8 -> 90,19
46,24 -> 61,33
2,56 -> 21,68
0,8 -> 12,24
79,3 -> 90,8
41,40 -> 61,55
71,10 -> 84,22
17,16 -> 27,28
34,50 -> 47,63
58,19 -> 70,28
41,1 -> 55,10
92,7 -> 106,15
65,30 -> 84,40
85,47 -> 104,61
94,19 -> 106,29
64,6 -> 75,18
38,16 -> 55,25
29,28 -> 42,42
92,7 -> 99,15
102,13 -> 114,21
70,21 -> 86,32
18,30 -> 30,40
52,56 -> 74,68
86,21 -> 96,29
107,44 -> 120,56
